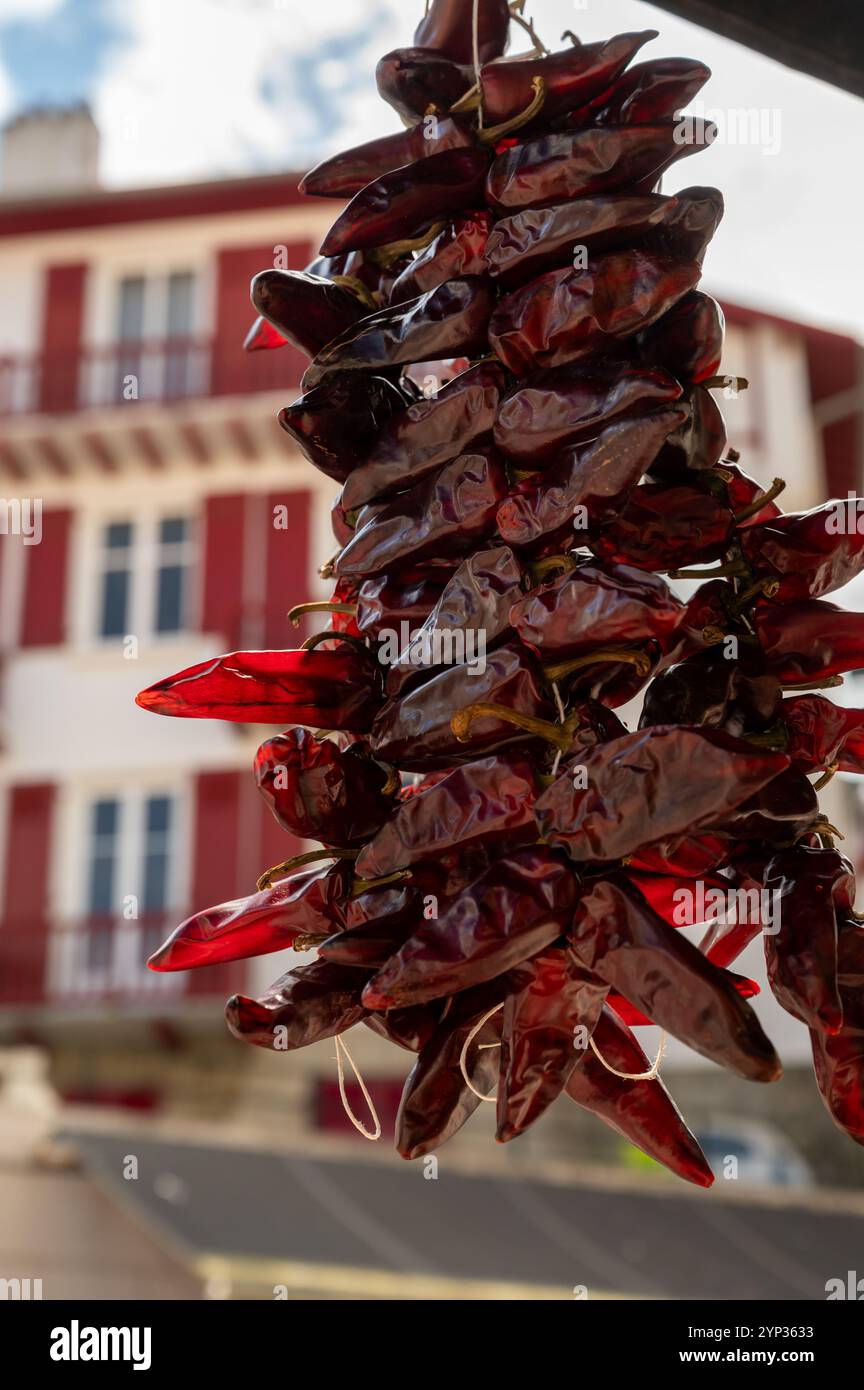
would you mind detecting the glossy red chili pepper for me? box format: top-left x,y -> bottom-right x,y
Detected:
390,211 -> 491,301
755,599 -> 864,682
364,1003 -> 441,1054
342,359 -> 507,511
589,481 -> 732,571
493,360 -> 683,466
810,1014 -> 864,1145
511,561 -> 684,661
302,275 -> 495,391
640,645 -> 782,736
320,148 -> 491,258
579,57 -> 711,126
716,766 -> 818,846
651,382 -> 727,474
370,641 -> 552,770
148,860 -> 352,971
414,0 -> 510,65
355,569 -> 448,642
248,269 -> 366,358
487,119 -> 715,210
362,846 -> 580,1009
136,644 -> 383,730
740,499 -> 864,600
534,726 -> 789,864
278,372 -> 406,483
336,449 -> 507,580
497,408 -> 687,548
375,47 -> 474,123
226,959 -> 370,1049
637,289 -> 724,383
565,1004 -> 714,1186
254,728 -> 396,846
570,874 -> 781,1080
490,252 -> 700,375
782,695 -> 864,774
630,834 -> 730,879
244,315 -> 287,352
299,114 -> 475,199
763,845 -> 851,1034
479,32 -> 657,128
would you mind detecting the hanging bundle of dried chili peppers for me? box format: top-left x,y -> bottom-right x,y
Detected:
138,0 -> 864,1180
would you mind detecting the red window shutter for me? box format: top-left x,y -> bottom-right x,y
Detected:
211,241 -> 310,395
39,263 -> 86,413
190,770 -> 242,908
265,489 -> 311,649
20,508 -> 71,647
201,494 -> 246,648
1,783 -> 55,1003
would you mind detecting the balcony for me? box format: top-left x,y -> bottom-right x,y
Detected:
0,335 -> 304,417
0,915 -> 239,1012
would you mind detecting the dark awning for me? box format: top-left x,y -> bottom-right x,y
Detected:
652,0 -> 864,98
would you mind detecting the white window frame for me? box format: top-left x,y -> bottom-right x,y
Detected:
81,507 -> 200,647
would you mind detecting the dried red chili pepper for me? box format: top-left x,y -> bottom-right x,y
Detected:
740,499 -> 864,600
637,289 -> 724,383
390,211 -> 491,301
479,32 -> 657,128
414,0 -> 509,63
579,57 -> 711,126
375,47 -> 474,124
148,859 -> 352,971
569,874 -> 781,1080
490,252 -> 701,375
249,269 -> 366,357
487,120 -> 715,210
302,275 -> 495,391
782,695 -> 864,774
589,481 -> 732,571
755,598 -> 864,683
640,645 -> 782,736
762,845 -> 851,1034
651,382 -> 727,474
254,728 -> 396,846
362,845 -> 580,1009
493,360 -> 683,466
320,148 -> 491,257
136,642 -> 383,731
244,315 -> 287,352
342,358 -> 506,510
354,568 -> 448,643
300,115 -> 475,199
511,561 -> 684,662
565,1005 -> 714,1186
226,959 -> 370,1050
278,372 -> 405,483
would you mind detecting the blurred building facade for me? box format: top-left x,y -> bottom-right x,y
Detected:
0,110 -> 863,1178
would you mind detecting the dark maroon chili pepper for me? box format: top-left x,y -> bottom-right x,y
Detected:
650,185 -> 725,264
335,449 -> 507,580
320,148 -> 491,258
354,752 -> 540,880
762,845 -> 851,1034
299,114 -> 475,199
249,269 -> 366,357
739,499 -> 864,600
244,315 -> 287,352
489,252 -> 701,375
370,641 -> 552,771
565,1004 -> 714,1187
362,845 -> 581,1010
534,725 -> 790,864
497,408 -> 687,549
493,360 -> 683,467
716,461 -> 784,526
395,977 -> 510,1159
588,482 -> 733,572
497,947 -> 608,1141
390,211 -> 491,301
755,598 -> 864,683
511,561 -> 684,662
278,372 -> 406,484
486,120 -> 715,210
809,1017 -> 864,1145
254,728 -> 395,846
782,695 -> 864,774
836,917 -> 864,1030
414,0 -> 510,65
578,57 -> 711,126
569,875 -> 781,1081
650,382 -> 727,474
717,767 -> 819,848
609,972 -> 762,1029
136,642 -> 383,731
640,645 -> 782,736
375,47 -> 474,124
386,544 -> 523,696
148,860 -> 352,972
331,493 -> 356,548
301,276 -> 495,391
226,959 -> 369,1050
342,359 -> 507,511
479,32 -> 657,128
630,834 -> 730,879
636,290 -> 724,383
355,569 -> 448,643
363,1004 -> 441,1054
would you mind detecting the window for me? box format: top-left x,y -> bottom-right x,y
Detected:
93,514 -> 195,640
87,797 -> 121,915
107,271 -> 199,405
142,794 -> 172,911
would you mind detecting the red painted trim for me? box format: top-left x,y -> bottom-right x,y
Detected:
226,418 -> 260,461
0,173 -> 310,238
0,441 -> 26,477
20,507 -> 71,647
81,431 -> 117,470
33,436 -> 72,474
38,263 -> 86,413
190,770 -> 242,909
265,488 -> 311,649
131,426 -> 164,468
201,493 -> 245,648
179,422 -> 212,465
0,783 -> 55,1004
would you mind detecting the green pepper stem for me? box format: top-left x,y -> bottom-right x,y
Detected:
257,847 -> 358,893
450,701 -> 575,753
527,552 -> 578,583
701,374 -> 749,393
287,600 -> 358,627
780,675 -> 844,692
351,869 -> 412,896
813,763 -> 839,791
478,76 -> 546,143
733,477 -> 786,524
669,559 -> 747,580
301,629 -> 369,657
543,648 -> 652,682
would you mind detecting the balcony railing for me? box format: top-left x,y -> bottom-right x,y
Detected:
0,915 -> 240,1010
0,335 -> 303,416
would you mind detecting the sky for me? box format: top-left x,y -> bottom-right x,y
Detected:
0,0 -> 863,337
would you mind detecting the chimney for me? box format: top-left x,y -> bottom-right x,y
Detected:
0,103 -> 100,198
